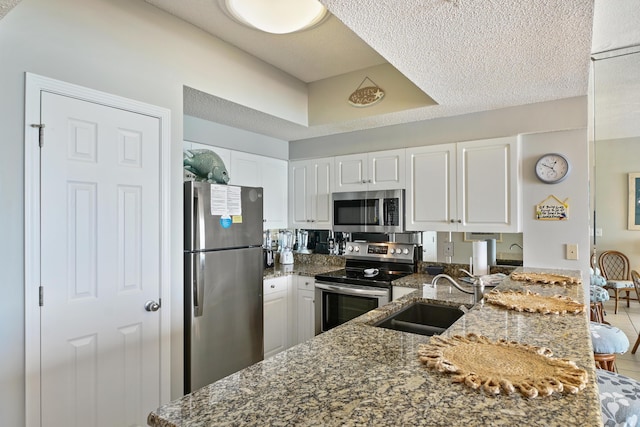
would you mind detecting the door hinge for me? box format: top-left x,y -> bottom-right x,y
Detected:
30,123 -> 45,147
39,286 -> 43,307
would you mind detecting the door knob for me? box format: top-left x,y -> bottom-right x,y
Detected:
145,300 -> 161,312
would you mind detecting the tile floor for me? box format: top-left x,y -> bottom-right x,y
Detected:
601,296 -> 640,380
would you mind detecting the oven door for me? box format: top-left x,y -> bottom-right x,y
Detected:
315,281 -> 390,332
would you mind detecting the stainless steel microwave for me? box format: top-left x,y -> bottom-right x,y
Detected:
332,189 -> 405,233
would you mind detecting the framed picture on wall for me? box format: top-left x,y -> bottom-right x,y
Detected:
628,173 -> 640,230
463,232 -> 503,242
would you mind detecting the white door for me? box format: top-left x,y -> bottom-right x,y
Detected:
38,91 -> 163,426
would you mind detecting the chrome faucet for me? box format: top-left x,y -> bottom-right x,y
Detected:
510,243 -> 523,251
430,273 -> 485,304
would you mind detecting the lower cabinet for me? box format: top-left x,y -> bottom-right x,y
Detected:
263,275 -> 318,359
263,276 -> 292,359
294,276 -> 317,344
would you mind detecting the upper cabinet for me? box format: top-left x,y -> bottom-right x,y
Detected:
289,157 -> 334,229
406,136 -> 521,232
230,151 -> 288,230
335,149 -> 406,192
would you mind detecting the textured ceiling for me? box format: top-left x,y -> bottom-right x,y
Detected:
0,0 -> 21,20
2,0 -> 599,142
163,0 -> 596,141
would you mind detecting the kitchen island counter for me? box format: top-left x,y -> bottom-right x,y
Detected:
149,268 -> 600,426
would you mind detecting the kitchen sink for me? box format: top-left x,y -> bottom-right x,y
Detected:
373,302 -> 465,336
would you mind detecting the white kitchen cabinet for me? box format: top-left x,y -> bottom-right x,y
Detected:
289,157 -> 333,229
406,137 -> 520,232
263,276 -> 292,359
335,149 -> 406,192
294,276 -> 317,344
231,151 -> 288,230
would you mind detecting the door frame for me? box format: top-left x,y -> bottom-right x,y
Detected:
24,73 -> 172,426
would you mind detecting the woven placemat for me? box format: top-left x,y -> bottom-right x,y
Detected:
510,271 -> 581,286
418,334 -> 588,398
485,289 -> 585,315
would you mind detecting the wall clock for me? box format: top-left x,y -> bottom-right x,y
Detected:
535,153 -> 571,184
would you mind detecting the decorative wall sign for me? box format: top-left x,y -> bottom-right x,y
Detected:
348,76 -> 385,107
535,195 -> 569,220
628,173 -> 640,230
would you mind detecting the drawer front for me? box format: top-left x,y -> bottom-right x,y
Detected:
297,276 -> 315,291
264,277 -> 288,295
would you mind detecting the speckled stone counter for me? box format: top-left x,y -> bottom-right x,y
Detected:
263,253 -> 345,279
148,267 -> 600,427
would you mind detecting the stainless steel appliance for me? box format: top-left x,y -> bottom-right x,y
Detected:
184,182 -> 264,394
332,190 -> 405,233
314,241 -> 419,332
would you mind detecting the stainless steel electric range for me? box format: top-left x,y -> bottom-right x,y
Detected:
314,241 -> 420,332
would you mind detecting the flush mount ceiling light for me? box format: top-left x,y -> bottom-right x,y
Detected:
224,0 -> 328,34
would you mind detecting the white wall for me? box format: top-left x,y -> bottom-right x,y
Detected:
595,137 -> 640,265
521,130 -> 591,295
0,0 -> 306,424
184,115 -> 289,160
290,96 -> 587,159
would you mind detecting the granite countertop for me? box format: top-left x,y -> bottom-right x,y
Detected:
148,267 -> 600,426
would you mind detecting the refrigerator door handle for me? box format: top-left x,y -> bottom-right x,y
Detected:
195,185 -> 206,251
194,252 -> 205,317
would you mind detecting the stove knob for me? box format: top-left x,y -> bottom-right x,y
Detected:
389,248 -> 395,254
347,245 -> 354,252
354,246 -> 360,252
402,248 -> 410,255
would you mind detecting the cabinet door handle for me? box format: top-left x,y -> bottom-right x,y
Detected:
457,219 -> 462,223
450,219 -> 455,223
362,180 -> 367,184
368,179 -> 372,183
271,284 -> 275,288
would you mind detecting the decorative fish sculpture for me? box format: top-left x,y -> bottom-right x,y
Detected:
183,149 -> 230,184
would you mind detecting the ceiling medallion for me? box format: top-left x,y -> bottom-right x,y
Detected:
348,77 -> 385,108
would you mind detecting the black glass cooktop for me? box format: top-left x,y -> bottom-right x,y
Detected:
315,268 -> 411,288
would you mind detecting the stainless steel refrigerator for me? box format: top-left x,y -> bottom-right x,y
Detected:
184,181 -> 264,394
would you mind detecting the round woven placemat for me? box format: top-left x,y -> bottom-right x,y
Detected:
485,289 -> 585,315
418,334 -> 588,398
509,271 -> 581,286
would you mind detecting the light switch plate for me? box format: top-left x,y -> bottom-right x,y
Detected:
566,244 -> 578,260
444,242 -> 454,257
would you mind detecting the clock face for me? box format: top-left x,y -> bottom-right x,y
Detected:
535,153 -> 570,183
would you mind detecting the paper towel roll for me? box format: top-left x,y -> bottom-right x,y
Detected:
472,241 -> 488,276
486,239 -> 496,266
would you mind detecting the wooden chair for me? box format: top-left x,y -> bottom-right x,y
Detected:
631,270 -> 640,354
599,250 -> 635,314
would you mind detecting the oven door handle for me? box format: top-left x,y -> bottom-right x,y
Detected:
314,282 -> 389,297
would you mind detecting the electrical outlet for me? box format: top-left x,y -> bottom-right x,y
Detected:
444,242 -> 454,257
566,244 -> 578,260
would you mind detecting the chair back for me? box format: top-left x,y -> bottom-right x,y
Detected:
631,270 -> 640,299
598,250 -> 631,281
